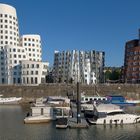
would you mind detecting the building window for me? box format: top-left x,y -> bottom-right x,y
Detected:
35,77 -> 38,84
18,78 -> 20,83
14,72 -> 17,75
14,54 -> 17,58
2,78 -> 4,84
13,78 -> 16,84
23,77 -> 25,84
27,77 -> 29,84
14,60 -> 17,64
31,71 -> 33,75
35,71 -> 38,75
5,41 -> 8,44
42,71 -> 47,75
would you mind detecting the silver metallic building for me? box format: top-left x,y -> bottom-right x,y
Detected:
53,50 -> 105,84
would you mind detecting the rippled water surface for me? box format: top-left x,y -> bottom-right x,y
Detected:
0,105 -> 140,140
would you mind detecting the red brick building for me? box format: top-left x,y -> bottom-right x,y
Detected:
124,38 -> 140,83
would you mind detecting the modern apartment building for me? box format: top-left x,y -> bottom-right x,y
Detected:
3,45 -> 27,84
0,3 -> 49,85
53,50 -> 105,84
21,60 -> 48,85
0,4 -> 20,84
20,35 -> 42,62
124,35 -> 140,83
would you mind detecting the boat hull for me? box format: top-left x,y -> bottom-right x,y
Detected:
24,119 -> 51,124
24,116 -> 52,124
0,97 -> 22,104
56,118 -> 68,128
87,114 -> 139,125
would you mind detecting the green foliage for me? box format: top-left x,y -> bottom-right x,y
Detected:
46,75 -> 53,83
105,69 -> 121,81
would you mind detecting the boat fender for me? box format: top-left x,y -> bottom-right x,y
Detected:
110,119 -> 112,125
114,119 -> 118,125
120,119 -> 123,125
103,119 -> 106,125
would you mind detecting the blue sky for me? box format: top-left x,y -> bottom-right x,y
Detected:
1,0 -> 140,67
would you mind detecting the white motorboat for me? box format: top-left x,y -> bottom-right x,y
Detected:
86,104 -> 140,125
0,95 -> 22,104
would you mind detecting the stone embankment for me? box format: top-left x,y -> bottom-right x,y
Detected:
0,83 -> 140,103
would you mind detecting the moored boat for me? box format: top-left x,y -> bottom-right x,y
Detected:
0,95 -> 22,104
106,95 -> 136,106
24,96 -> 72,124
56,118 -> 68,128
85,104 -> 140,125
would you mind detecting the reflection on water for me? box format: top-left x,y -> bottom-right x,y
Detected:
0,105 -> 140,140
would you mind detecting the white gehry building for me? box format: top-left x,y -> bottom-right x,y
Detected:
0,3 -> 49,85
20,35 -> 42,62
21,60 -> 49,85
3,45 -> 27,84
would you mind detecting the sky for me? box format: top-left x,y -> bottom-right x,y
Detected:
0,0 -> 140,67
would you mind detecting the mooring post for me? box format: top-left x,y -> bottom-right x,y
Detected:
77,82 -> 81,123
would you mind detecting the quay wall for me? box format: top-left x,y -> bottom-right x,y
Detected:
0,84 -> 140,102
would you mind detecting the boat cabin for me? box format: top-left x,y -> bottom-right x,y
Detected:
31,106 -> 71,120
81,95 -> 107,103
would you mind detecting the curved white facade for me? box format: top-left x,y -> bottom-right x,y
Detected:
0,3 -> 19,47
21,60 -> 49,85
4,45 -> 27,84
0,3 -> 49,85
0,4 -> 20,84
20,35 -> 42,62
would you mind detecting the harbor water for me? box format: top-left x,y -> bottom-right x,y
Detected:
0,105 -> 140,140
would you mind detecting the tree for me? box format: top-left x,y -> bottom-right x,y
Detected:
110,70 -> 121,81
